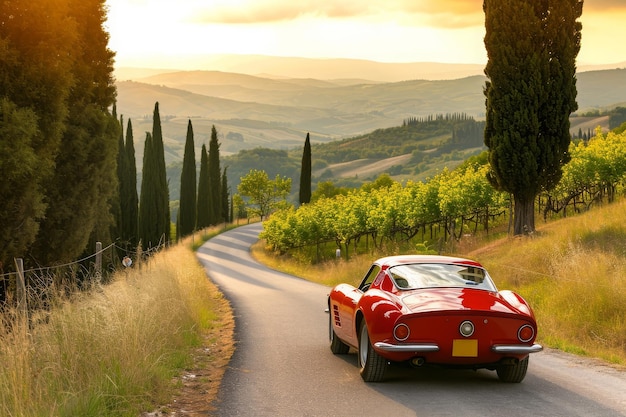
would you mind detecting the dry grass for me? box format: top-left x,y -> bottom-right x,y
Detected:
0,238 -> 233,417
469,200 -> 626,364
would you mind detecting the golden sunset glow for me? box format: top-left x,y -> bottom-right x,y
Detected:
105,0 -> 626,69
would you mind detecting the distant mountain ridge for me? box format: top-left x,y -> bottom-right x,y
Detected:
115,54 -> 626,83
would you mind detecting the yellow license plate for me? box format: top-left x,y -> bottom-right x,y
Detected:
452,339 -> 478,357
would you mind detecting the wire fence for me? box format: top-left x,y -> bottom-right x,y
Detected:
0,239 -> 166,316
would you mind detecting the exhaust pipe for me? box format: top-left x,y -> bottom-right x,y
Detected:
411,357 -> 425,367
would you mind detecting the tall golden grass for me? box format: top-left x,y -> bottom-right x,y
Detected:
0,235 -> 230,417
469,199 -> 626,364
254,199 -> 626,365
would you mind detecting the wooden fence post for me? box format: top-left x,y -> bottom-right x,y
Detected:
95,242 -> 102,283
14,258 -> 27,320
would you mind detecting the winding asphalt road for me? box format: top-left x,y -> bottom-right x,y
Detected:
196,223 -> 626,417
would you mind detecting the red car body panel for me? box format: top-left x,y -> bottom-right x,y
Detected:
329,255 -> 541,368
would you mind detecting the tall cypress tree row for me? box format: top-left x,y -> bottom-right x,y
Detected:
196,144 -> 210,229
208,125 -> 222,225
178,120 -> 197,239
299,132 -> 312,205
150,102 -> 170,245
483,0 -> 582,235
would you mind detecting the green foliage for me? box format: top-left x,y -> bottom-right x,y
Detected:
0,98 -> 44,264
543,130 -> 626,216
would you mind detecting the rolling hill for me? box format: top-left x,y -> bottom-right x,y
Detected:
115,67 -> 623,169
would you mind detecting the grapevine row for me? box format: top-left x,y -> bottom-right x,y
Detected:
261,129 -> 626,254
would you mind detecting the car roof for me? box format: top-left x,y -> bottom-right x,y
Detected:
374,254 -> 484,268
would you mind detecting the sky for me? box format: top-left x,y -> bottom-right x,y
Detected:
105,0 -> 626,69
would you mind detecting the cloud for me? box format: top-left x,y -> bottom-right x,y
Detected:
188,0 -> 485,28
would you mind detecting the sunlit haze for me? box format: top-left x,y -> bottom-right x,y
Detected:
105,0 -> 626,69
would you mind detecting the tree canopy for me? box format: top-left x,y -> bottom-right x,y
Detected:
0,0 -> 118,267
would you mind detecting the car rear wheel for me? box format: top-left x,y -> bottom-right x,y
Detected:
329,313 -> 350,354
496,356 -> 529,383
358,321 -> 387,382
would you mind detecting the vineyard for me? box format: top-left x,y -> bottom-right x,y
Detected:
261,128 -> 626,260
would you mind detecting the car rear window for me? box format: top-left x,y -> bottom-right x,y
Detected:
389,263 -> 497,291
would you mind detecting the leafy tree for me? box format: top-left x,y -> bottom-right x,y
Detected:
178,120 -> 196,238
483,0 -> 582,235
208,125 -> 222,225
196,144 -> 210,229
238,170 -> 292,220
299,133 -> 312,205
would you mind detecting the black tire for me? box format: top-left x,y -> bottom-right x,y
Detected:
329,313 -> 350,354
496,356 -> 529,383
358,321 -> 387,382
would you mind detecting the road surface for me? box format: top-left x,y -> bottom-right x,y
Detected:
196,223 -> 626,417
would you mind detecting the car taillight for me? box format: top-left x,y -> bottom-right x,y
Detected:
518,324 -> 535,342
394,323 -> 410,341
459,320 -> 475,337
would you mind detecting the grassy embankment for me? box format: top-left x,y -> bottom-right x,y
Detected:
0,226 -> 233,417
253,198 -> 626,366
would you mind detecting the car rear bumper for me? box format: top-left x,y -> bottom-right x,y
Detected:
374,342 -> 440,352
373,342 -> 543,355
492,343 -> 543,354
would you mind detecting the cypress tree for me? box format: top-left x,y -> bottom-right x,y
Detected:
151,102 -> 170,245
124,119 -> 139,249
299,132 -> 312,205
208,125 -> 222,225
115,114 -> 126,249
31,0 -> 118,265
0,0 -> 75,268
483,0 -> 582,235
178,120 -> 197,238
196,144 -> 210,229
221,167 -> 230,224
138,132 -> 161,249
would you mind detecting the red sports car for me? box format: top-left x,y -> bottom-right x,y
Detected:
328,255 -> 542,382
